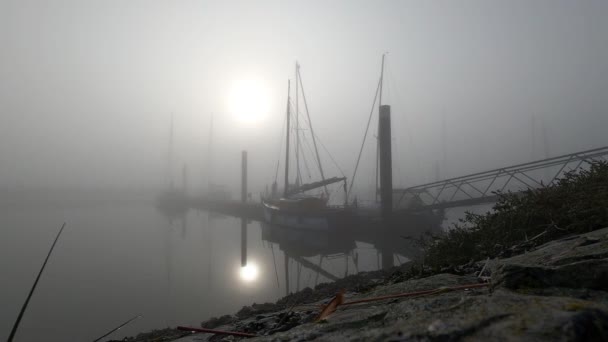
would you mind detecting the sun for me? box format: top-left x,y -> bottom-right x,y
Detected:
227,79 -> 271,123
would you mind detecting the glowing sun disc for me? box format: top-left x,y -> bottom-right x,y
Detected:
227,79 -> 271,123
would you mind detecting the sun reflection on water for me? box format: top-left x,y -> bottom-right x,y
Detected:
239,262 -> 259,283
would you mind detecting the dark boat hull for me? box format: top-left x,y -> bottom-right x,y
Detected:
261,199 -> 350,230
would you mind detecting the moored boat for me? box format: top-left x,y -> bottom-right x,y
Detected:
262,196 -> 349,230
262,63 -> 350,230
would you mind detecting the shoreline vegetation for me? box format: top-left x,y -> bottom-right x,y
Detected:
124,161 -> 608,341
423,160 -> 608,270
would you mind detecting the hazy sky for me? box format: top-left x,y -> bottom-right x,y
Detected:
1,0 -> 607,199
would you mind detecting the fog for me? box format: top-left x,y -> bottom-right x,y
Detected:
3,1 -> 608,341
0,0 -> 605,198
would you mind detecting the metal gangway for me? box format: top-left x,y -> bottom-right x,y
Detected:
394,146 -> 608,211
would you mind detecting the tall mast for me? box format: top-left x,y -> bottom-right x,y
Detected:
182,163 -> 188,193
379,54 -> 385,107
295,62 -> 301,186
168,112 -> 174,190
441,111 -> 447,179
297,66 -> 328,196
283,80 -> 291,197
207,113 -> 214,191
376,54 -> 386,202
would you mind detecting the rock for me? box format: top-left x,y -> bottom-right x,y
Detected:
160,228 -> 608,342
492,227 -> 608,292
236,303 -> 281,319
494,228 -> 608,267
493,259 -> 608,291
201,314 -> 236,329
123,328 -> 185,341
240,228 -> 608,341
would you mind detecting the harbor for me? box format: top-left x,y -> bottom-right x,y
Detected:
2,2 -> 608,341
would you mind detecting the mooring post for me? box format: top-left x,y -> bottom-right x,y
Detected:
182,163 -> 188,194
285,253 -> 290,296
241,151 -> 247,267
241,151 -> 247,203
379,105 -> 394,269
241,217 -> 247,267
379,105 -> 393,220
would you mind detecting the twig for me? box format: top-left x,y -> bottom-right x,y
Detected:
431,296 -> 469,313
176,326 -> 257,338
276,299 -> 299,327
529,230 -> 548,242
315,290 -> 345,322
93,314 -> 142,342
8,223 -> 66,342
477,257 -> 491,281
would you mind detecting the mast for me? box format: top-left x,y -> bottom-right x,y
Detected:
168,112 -> 175,190
182,163 -> 188,193
207,113 -> 214,191
379,54 -> 385,107
441,111 -> 447,180
376,54 -> 386,202
283,80 -> 291,197
297,66 -> 328,196
295,62 -> 301,187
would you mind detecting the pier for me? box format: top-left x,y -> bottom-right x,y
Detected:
156,145 -> 608,289
168,145 -> 608,222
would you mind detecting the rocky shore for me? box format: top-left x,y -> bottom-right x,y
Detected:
123,226 -> 608,342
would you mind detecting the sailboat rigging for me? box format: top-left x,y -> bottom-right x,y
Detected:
262,63 -> 349,230
348,53 -> 388,205
156,113 -> 189,219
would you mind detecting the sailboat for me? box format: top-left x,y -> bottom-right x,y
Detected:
205,113 -> 230,202
156,113 -> 188,218
262,63 -> 350,230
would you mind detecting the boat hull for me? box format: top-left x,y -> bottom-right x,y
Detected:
261,199 -> 348,230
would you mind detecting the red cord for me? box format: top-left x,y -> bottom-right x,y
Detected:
342,282 -> 490,306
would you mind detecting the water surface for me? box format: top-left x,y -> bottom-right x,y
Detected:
1,190 -> 437,341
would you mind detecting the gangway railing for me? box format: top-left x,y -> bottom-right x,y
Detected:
394,146 -> 608,211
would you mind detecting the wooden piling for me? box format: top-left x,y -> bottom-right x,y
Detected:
379,105 -> 394,269
379,105 -> 393,220
241,151 -> 247,267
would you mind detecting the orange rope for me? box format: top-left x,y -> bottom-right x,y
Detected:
180,283 -> 490,337
342,282 -> 490,306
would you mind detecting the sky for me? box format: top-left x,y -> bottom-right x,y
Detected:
1,0 -> 607,200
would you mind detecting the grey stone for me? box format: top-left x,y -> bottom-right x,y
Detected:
170,228 -> 608,342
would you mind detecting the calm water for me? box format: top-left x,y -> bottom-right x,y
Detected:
0,190 -> 436,342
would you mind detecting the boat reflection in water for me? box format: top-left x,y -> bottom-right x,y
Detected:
153,201 -> 443,320
260,222 -> 352,295
261,223 -> 355,258
155,189 -> 189,222
257,215 -> 440,295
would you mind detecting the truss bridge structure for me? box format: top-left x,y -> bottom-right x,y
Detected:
394,146 -> 608,212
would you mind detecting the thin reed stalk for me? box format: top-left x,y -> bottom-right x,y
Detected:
8,223 -> 66,342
